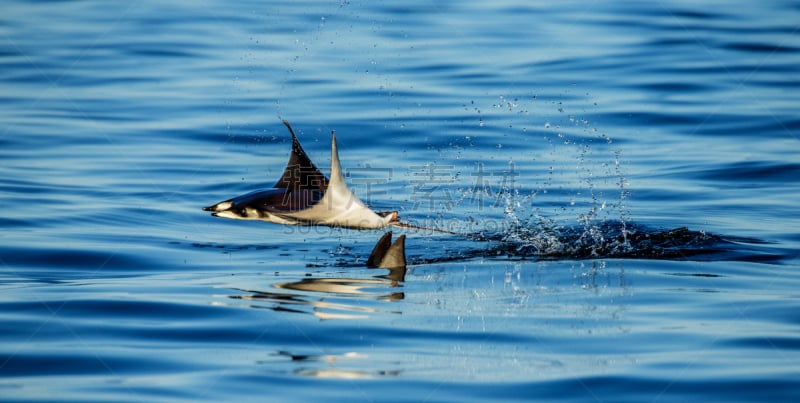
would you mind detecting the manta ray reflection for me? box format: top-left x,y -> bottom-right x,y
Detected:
204,120 -> 400,229
228,231 -> 408,320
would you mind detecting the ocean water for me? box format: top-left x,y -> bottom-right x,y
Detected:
2,0 -> 799,401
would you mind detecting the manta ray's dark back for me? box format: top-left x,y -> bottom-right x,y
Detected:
274,120 -> 329,193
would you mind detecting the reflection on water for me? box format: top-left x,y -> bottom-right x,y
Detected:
261,351 -> 401,380
228,265 -> 407,379
228,265 -> 406,320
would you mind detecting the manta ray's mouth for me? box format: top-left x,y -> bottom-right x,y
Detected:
377,211 -> 399,222
202,202 -> 230,212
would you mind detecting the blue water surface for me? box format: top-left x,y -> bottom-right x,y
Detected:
2,1 -> 799,401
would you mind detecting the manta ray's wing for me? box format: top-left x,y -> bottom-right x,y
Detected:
367,231 -> 407,270
367,231 -> 394,267
380,235 -> 406,269
367,231 -> 406,286
203,121 -> 327,215
274,132 -> 398,229
273,120 -> 329,193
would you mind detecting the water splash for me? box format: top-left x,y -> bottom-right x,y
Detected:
409,220 -> 771,264
408,114 -> 769,263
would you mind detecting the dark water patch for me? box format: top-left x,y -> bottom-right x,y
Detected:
706,298 -> 800,326
239,375 -> 800,402
692,161 -> 800,183
714,251 -> 788,264
690,117 -> 800,137
635,82 -> 714,93
721,336 -> 800,350
399,62 -> 469,75
0,177 -> 84,195
668,9 -> 727,20
190,242 -> 283,252
284,77 -> 338,86
0,297 -> 303,345
37,298 -> 227,321
722,41 -> 800,54
373,3 -> 448,17
594,111 -> 707,128
530,375 -> 800,402
105,321 -> 305,346
1,246 -> 158,275
405,223 -> 783,264
0,217 -> 31,228
593,112 -> 799,137
749,77 -> 800,89
620,59 -> 797,80
0,352 -> 187,377
643,36 -> 700,48
665,272 -> 723,278
122,45 -> 201,59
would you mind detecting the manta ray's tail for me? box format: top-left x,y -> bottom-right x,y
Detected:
389,221 -> 463,236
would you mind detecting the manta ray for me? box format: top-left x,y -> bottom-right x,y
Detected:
203,121 -> 400,229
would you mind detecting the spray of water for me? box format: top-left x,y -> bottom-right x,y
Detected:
409,94 -> 724,261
